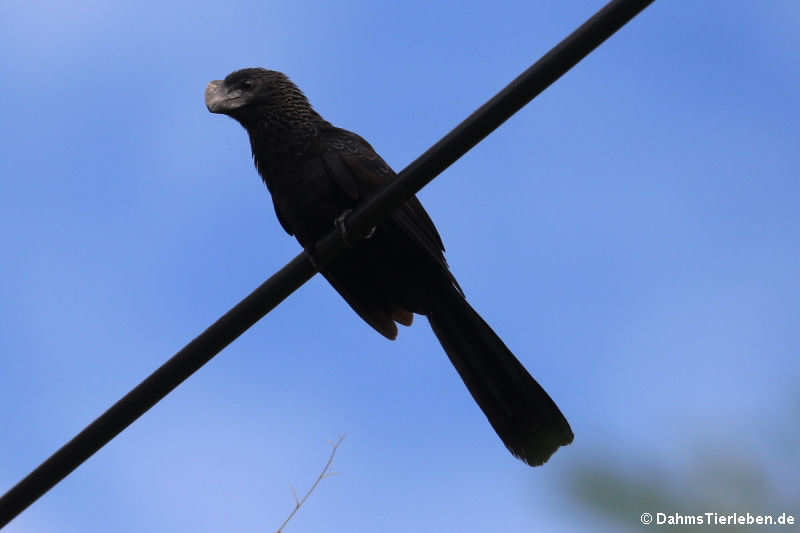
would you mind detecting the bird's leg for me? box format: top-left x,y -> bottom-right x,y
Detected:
334,209 -> 375,248
305,210 -> 375,269
334,209 -> 355,247
303,242 -> 320,270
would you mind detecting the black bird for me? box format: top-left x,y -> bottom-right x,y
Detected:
204,68 -> 573,466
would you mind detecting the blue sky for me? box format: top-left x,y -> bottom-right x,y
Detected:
2,1 -> 798,531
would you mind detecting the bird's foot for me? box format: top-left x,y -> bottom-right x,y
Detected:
303,243 -> 320,270
335,209 -> 375,248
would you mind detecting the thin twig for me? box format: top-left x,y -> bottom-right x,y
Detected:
276,436 -> 345,533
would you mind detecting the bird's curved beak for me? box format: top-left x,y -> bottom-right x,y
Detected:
205,80 -> 240,114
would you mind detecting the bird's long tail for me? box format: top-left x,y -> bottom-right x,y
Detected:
427,282 -> 573,466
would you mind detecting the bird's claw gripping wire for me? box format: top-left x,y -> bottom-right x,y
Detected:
303,244 -> 320,270
335,209 -> 375,248
304,210 -> 376,269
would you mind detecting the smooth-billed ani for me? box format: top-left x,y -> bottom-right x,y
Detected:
204,68 -> 573,466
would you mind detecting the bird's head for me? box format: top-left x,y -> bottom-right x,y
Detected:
205,68 -> 312,120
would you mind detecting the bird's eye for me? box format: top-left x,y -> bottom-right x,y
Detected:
240,79 -> 254,90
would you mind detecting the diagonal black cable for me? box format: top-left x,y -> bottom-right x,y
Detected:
0,0 -> 655,527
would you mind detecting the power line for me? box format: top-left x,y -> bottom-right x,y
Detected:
0,0 -> 655,527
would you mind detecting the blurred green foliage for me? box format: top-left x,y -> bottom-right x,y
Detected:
565,398 -> 799,531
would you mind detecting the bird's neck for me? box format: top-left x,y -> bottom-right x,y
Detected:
243,105 -> 328,184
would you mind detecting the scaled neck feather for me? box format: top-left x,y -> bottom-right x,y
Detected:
242,87 -> 329,184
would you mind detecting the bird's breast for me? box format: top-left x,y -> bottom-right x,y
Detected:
267,156 -> 357,246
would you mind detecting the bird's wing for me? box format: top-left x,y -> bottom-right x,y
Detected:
322,128 -> 458,288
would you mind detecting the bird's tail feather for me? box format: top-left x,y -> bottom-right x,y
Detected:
427,283 -> 573,466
